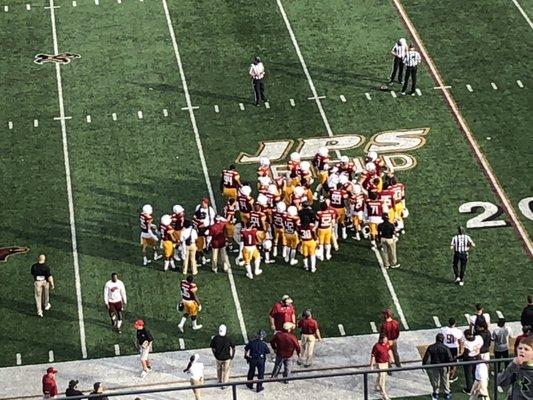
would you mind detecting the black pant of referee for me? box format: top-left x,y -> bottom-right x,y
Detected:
252,78 -> 267,106
452,251 -> 468,282
401,65 -> 417,94
389,57 -> 404,84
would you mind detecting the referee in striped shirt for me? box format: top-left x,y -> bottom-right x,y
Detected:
401,44 -> 422,96
388,38 -> 407,85
450,227 -> 475,286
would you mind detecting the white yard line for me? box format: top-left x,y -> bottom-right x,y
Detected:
277,0 -> 409,330
214,105 -> 219,113
265,101 -> 270,109
391,90 -> 397,98
16,354 -> 21,365
26,4 -> 31,11
4,5 -> 8,12
517,80 -> 524,88
370,321 -> 378,333
163,108 -> 168,117
365,92 -> 371,100
137,110 -> 143,119
290,98 -> 295,107
239,102 -> 245,111
466,84 -> 473,92
112,112 -> 117,121
47,0 -> 87,359
337,324 -> 346,336
8,121 -> 13,129
433,316 -> 441,327
496,310 -> 504,319
86,115 -> 91,123
491,82 -> 498,90
162,0 -> 248,343
179,338 -> 185,349
114,344 -> 120,356
48,350 -> 54,363
415,88 -> 422,96
339,95 -> 346,102
464,313 -> 471,324
393,0 -> 533,258
33,119 -> 39,128
511,0 -> 533,29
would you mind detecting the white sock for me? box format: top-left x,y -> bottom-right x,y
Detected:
117,320 -> 123,328
170,260 -> 176,269
310,255 -> 316,271
273,246 -> 278,257
164,260 -> 170,270
178,317 -> 187,328
265,252 -> 270,262
143,256 -> 148,264
245,265 -> 253,278
290,249 -> 296,261
325,245 -> 331,258
283,246 -> 289,261
303,258 -> 308,270
192,319 -> 199,328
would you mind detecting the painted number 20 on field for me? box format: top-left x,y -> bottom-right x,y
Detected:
459,197 -> 533,228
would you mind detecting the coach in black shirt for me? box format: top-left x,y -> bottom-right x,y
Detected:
210,324 -> 235,387
377,215 -> 399,268
422,333 -> 453,397
31,254 -> 54,317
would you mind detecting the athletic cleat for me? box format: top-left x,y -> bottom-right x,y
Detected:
44,303 -> 51,311
459,281 -> 464,286
143,259 -> 151,266
37,311 -> 43,317
255,269 -> 263,275
325,254 -> 332,260
265,259 -> 275,264
290,259 -> 298,266
454,277 -> 461,283
246,273 -> 254,279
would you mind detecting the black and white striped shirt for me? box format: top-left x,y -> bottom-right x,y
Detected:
391,42 -> 408,59
451,234 -> 475,253
403,50 -> 421,67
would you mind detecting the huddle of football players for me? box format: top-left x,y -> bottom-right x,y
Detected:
138,148 -> 408,279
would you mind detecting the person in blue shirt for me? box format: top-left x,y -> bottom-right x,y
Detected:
245,330 -> 271,393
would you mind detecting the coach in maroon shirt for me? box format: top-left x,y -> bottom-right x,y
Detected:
370,334 -> 393,399
269,295 -> 296,331
42,366 -> 58,398
380,308 -> 401,367
297,309 -> 322,367
210,216 -> 230,273
271,322 -> 301,382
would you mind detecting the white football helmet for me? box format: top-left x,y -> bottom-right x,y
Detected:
366,151 -> 378,162
318,146 -> 329,157
327,173 -> 339,187
258,176 -> 271,187
352,184 -> 362,195
300,161 -> 311,172
173,205 -> 184,214
294,186 -> 305,197
290,152 -> 301,162
276,202 -> 287,213
161,214 -> 172,226
257,194 -> 268,206
260,156 -> 270,166
365,162 -> 376,173
142,204 -> 153,214
268,184 -> 278,195
340,155 -> 349,163
241,185 -> 252,196
287,206 -> 298,217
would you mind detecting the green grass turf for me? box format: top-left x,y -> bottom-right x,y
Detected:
0,0 -> 530,372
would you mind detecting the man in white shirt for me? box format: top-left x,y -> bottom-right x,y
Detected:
469,304 -> 490,334
249,56 -> 268,107
441,317 -> 464,382
388,38 -> 407,85
181,220 -> 199,275
461,330 -> 484,394
103,273 -> 127,333
400,44 -> 422,96
183,353 -> 204,400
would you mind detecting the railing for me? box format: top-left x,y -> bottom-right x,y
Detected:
53,357 -> 513,400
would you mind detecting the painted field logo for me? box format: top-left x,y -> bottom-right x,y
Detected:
34,53 -> 81,65
237,128 -> 430,175
0,246 -> 29,263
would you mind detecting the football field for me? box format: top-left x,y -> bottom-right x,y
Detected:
0,0 -> 531,379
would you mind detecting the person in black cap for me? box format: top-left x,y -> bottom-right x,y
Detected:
65,380 -> 84,397
245,330 -> 271,393
249,56 -> 268,106
90,382 -> 109,400
377,213 -> 399,269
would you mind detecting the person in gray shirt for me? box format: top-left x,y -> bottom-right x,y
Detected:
492,318 -> 512,372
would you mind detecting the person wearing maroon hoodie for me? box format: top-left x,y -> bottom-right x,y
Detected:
210,216 -> 230,273
380,308 -> 401,367
270,322 -> 301,383
42,367 -> 58,398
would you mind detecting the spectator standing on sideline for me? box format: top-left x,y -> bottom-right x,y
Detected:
513,325 -> 531,355
377,214 -> 399,269
210,324 -> 235,388
492,318 -> 512,372
297,309 -> 322,367
134,319 -> 154,378
65,380 -> 83,397
370,334 -> 394,400
89,382 -> 109,400
497,335 -> 533,399
461,329 -> 483,394
400,44 -> 421,96
269,295 -> 296,332
210,216 -> 231,273
469,356 -> 489,400
380,308 -> 401,367
450,227 -> 475,286
388,38 -> 408,85
249,56 -> 267,107
181,220 -> 198,275
103,272 -> 127,333
42,367 -> 58,399
441,317 -> 464,382
469,304 -> 491,334
184,354 -> 204,400
271,322 -> 301,383
31,254 -> 54,317
521,295 -> 533,328
422,333 -> 453,400
476,322 -> 492,361
245,330 -> 271,393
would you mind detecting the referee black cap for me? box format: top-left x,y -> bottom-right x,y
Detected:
457,226 -> 465,234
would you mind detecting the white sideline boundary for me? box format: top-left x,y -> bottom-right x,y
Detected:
392,0 -> 533,258
47,0 -> 87,359
276,0 -> 409,329
161,0 -> 248,343
511,0 -> 533,30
